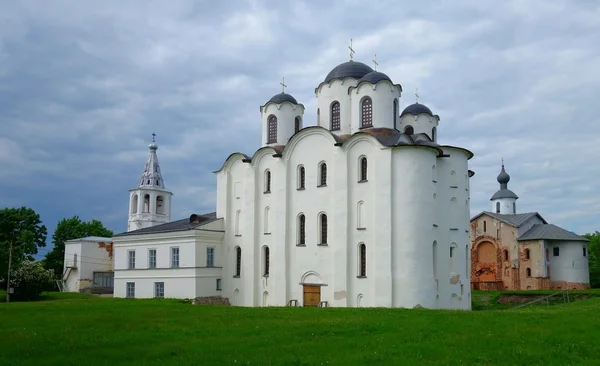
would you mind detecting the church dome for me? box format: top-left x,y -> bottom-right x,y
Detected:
359,71 -> 392,84
497,166 -> 510,184
324,61 -> 374,83
400,103 -> 433,117
268,92 -> 298,105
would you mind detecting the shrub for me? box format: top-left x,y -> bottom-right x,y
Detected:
8,260 -> 55,301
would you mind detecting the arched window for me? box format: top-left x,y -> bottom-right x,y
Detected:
319,162 -> 327,186
331,101 -> 340,130
294,117 -> 301,133
433,241 -> 438,280
483,220 -> 487,232
525,248 -> 530,260
358,243 -> 367,277
298,214 -> 306,245
267,115 -> 277,143
131,194 -> 138,214
503,249 -> 509,261
264,207 -> 270,234
357,201 -> 365,229
496,202 -> 500,213
263,246 -> 270,276
235,210 -> 241,236
359,157 -> 368,181
298,165 -> 305,189
526,268 -> 531,277
393,99 -> 398,129
513,202 -> 516,214
432,127 -> 437,141
234,246 -> 242,277
143,194 -> 150,213
319,213 -> 328,245
404,125 -> 414,135
264,170 -> 271,193
156,196 -> 164,214
360,97 -> 373,128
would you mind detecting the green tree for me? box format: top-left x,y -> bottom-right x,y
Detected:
0,207 -> 48,286
44,217 -> 113,278
583,231 -> 600,288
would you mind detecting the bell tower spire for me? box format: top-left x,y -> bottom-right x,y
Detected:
127,134 -> 173,231
490,158 -> 519,214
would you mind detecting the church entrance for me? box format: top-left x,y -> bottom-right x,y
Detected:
303,285 -> 321,307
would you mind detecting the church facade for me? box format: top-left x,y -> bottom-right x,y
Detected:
110,55 -> 475,309
470,164 -> 590,291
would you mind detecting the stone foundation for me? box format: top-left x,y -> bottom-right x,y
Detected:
192,296 -> 231,306
549,281 -> 590,290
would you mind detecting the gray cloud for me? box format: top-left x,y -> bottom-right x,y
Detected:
1,0 -> 599,240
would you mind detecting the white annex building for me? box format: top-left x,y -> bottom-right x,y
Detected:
104,54 -> 476,309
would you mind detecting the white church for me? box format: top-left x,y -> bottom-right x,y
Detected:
71,52 -> 476,309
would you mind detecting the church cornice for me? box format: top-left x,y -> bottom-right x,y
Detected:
213,152 -> 250,173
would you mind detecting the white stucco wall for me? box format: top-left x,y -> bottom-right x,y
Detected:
261,102 -> 305,146
398,113 -> 439,140
315,78 -> 356,135
546,240 -> 590,285
350,82 -> 401,132
63,238 -> 113,292
491,197 -> 517,215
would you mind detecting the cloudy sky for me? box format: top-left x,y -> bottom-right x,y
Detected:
1,0 -> 599,253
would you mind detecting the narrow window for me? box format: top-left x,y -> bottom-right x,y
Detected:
404,125 -> 414,136
234,247 -> 242,277
433,241 -> 438,280
432,165 -> 437,183
359,157 -> 368,181
496,202 -> 500,213
503,249 -> 509,261
143,194 -> 150,212
216,278 -> 222,291
513,202 -> 516,214
331,101 -> 341,130
546,248 -> 549,261
156,196 -> 164,214
526,268 -> 531,277
149,249 -> 156,268
432,127 -> 437,141
298,214 -> 306,245
267,115 -> 277,143
263,246 -> 270,276
128,250 -> 135,269
483,220 -> 487,232
235,210 -> 241,236
264,206 -> 270,234
74,253 -> 78,267
525,248 -> 530,260
357,201 -> 365,229
319,213 -> 328,245
154,282 -> 164,299
131,194 -> 138,214
358,243 -> 366,277
171,247 -> 180,268
206,247 -> 215,267
294,117 -> 301,133
264,170 -> 271,193
393,98 -> 398,129
126,282 -> 135,298
319,162 -> 327,186
361,97 -> 373,128
298,166 -> 305,189
553,247 -> 559,256
583,247 -> 587,257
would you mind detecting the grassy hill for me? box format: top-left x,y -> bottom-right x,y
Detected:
1,292 -> 599,365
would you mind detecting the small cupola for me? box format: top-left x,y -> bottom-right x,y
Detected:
260,78 -> 305,147
398,90 -> 440,141
490,159 -> 519,214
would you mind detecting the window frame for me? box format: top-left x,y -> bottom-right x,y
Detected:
267,115 -> 277,143
330,101 -> 341,130
154,282 -> 165,299
128,250 -> 135,269
360,97 -> 373,128
171,247 -> 180,268
206,247 -> 215,267
148,249 -> 157,269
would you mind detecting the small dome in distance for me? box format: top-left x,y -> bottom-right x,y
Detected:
497,165 -> 510,184
359,71 -> 392,84
268,92 -> 298,105
400,103 -> 433,117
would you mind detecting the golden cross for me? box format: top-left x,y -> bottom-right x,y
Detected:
280,77 -> 287,93
373,54 -> 378,71
348,38 -> 355,60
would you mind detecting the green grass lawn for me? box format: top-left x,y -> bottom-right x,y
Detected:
1,292 -> 599,365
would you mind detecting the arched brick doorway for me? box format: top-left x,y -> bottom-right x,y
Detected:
471,239 -> 503,290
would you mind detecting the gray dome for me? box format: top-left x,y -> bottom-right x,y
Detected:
359,71 -> 392,84
400,103 -> 433,117
268,93 -> 297,105
497,165 -> 510,184
324,61 -> 374,83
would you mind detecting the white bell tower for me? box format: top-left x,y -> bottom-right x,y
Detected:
127,133 -> 173,231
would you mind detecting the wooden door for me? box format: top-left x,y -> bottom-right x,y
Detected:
303,285 -> 321,307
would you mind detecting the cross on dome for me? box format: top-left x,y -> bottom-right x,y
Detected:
348,38 -> 355,60
280,77 -> 287,93
415,88 -> 419,104
152,132 -> 156,143
372,54 -> 378,71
